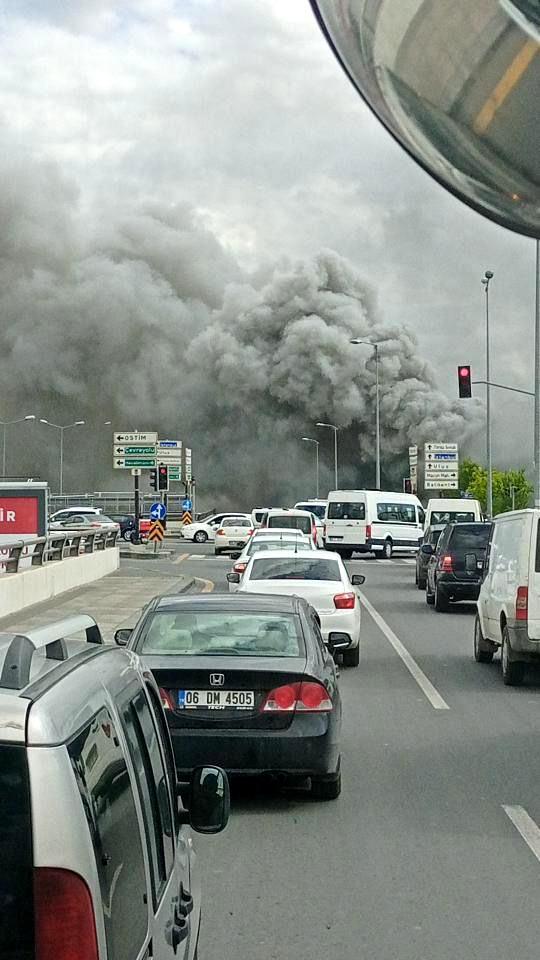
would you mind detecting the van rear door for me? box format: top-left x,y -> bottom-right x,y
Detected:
325,498 -> 367,548
527,515 -> 540,639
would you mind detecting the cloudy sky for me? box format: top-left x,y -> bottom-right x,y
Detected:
0,1 -> 534,497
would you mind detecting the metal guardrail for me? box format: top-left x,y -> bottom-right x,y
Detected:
0,530 -> 119,574
48,494 -> 211,521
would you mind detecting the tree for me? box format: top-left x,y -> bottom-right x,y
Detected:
462,461 -> 532,515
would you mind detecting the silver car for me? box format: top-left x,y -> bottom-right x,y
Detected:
0,614 -> 229,960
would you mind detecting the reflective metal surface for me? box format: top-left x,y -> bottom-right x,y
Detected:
311,1 -> 540,236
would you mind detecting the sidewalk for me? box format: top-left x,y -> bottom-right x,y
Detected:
0,569 -> 193,641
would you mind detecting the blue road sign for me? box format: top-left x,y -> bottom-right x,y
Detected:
150,502 -> 167,521
182,498 -> 193,511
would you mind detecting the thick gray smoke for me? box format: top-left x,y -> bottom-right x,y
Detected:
0,151 -> 481,506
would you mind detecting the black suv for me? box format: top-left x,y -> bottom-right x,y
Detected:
424,522 -> 492,611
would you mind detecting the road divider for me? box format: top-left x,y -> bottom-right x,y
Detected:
359,591 -> 450,711
502,805 -> 540,864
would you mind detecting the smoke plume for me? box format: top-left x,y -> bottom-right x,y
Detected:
0,151 -> 481,506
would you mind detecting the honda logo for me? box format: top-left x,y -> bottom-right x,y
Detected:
210,673 -> 225,687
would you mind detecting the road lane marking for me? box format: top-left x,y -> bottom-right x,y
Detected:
474,38 -> 538,134
502,805 -> 540,864
174,552 -> 190,564
359,592 -> 450,711
195,577 -> 214,593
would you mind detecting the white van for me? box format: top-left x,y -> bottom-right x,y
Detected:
424,497 -> 482,530
263,508 -> 318,545
475,509 -> 540,685
324,490 -> 424,559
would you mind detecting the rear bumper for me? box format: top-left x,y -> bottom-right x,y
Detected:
319,609 -> 360,648
438,577 -> 481,600
507,622 -> 540,657
170,714 -> 339,777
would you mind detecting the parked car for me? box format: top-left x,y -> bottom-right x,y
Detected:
324,489 -> 424,559
49,506 -> 102,523
0,614 -> 229,960
415,524 -> 445,589
425,522 -> 492,611
475,509 -> 540,685
229,531 -> 316,592
115,594 -> 343,799
214,516 -> 253,556
108,512 -> 137,541
49,513 -> 120,534
229,549 -> 365,667
181,513 -> 250,543
423,497 -> 482,529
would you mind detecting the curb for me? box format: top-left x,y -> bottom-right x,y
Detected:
120,549 -> 174,560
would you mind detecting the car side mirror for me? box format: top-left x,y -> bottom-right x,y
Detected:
327,632 -> 351,659
420,544 -> 434,556
114,628 -> 133,646
179,766 -> 230,835
351,574 -> 365,586
227,572 -> 240,584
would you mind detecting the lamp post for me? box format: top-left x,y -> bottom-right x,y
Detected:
481,270 -> 494,516
0,415 -> 36,478
39,419 -> 85,495
350,338 -> 381,489
301,437 -> 320,497
316,422 -> 339,489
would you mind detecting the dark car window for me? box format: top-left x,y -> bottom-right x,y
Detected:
448,524 -> 492,552
0,745 -> 33,960
430,510 -> 476,525
250,557 -> 341,581
268,515 -> 312,534
139,610 -> 303,657
327,501 -> 365,520
68,708 -> 148,960
427,528 -> 444,546
221,517 -> 251,527
376,502 -> 416,523
296,503 -> 326,519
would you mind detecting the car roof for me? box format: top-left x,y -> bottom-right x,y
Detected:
448,522 -> 491,532
267,508 -> 313,515
248,549 -> 340,561
252,527 -> 307,535
152,593 -> 302,613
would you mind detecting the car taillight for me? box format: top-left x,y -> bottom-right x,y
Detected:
261,681 -> 332,712
366,524 -> 372,539
233,562 -> 247,573
333,592 -> 356,609
34,868 -> 98,960
323,524 -> 326,537
440,555 -> 453,572
159,687 -> 175,711
216,528 -> 225,536
516,585 -> 528,621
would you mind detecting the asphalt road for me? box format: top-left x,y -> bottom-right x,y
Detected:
173,542 -> 540,960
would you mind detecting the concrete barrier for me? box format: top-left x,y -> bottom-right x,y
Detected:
0,547 -> 120,619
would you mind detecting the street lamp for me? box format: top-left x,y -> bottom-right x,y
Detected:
301,437 -> 320,498
39,419 -> 85,496
481,270 -> 494,516
350,338 -> 381,489
0,415 -> 36,478
316,422 -> 339,490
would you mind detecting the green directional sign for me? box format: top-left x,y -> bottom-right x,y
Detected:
114,445 -> 156,456
168,467 -> 182,481
113,457 -> 157,469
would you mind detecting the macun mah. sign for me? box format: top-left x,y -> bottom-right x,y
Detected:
0,484 -> 48,541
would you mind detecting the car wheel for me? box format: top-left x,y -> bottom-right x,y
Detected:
342,644 -> 360,667
426,582 -> 435,605
382,539 -> 392,560
214,549 -> 221,556
194,530 -> 208,543
311,764 -> 342,801
474,614 -> 494,663
341,549 -> 353,560
434,583 -> 449,612
417,577 -> 426,590
501,625 -> 524,686
122,530 -> 131,542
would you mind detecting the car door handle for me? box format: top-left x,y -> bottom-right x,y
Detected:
177,885 -> 194,918
169,916 -> 190,953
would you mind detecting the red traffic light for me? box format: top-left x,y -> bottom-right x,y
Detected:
457,365 -> 472,398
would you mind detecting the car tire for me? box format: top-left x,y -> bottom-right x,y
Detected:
194,530 -> 208,543
382,539 -> 393,560
311,765 -> 342,801
341,549 -> 353,560
501,625 -> 524,686
417,577 -> 426,590
434,583 -> 449,612
426,583 -> 435,605
214,549 -> 221,556
122,530 -> 131,542
342,644 -> 360,667
474,614 -> 494,663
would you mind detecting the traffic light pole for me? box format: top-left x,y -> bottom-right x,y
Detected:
134,473 -> 140,541
482,273 -> 493,517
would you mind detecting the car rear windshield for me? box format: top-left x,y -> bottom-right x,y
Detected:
448,524 -> 491,551
327,501 -> 365,520
250,557 -> 342,581
247,539 -> 312,554
221,517 -> 251,527
139,611 -> 303,657
268,515 -> 312,534
0,744 -> 33,960
430,510 -> 476,524
296,503 -> 326,519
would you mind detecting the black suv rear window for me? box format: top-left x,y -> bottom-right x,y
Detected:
448,524 -> 491,551
0,744 -> 33,960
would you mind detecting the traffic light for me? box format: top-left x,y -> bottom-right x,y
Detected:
149,469 -> 158,491
458,365 -> 472,398
158,465 -> 169,491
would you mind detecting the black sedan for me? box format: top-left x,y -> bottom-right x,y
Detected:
115,593 -> 343,799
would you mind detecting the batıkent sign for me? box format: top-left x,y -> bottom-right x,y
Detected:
0,483 -> 48,543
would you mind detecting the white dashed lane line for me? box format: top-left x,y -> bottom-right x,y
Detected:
502,805 -> 540,865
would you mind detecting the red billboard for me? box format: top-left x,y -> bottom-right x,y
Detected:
0,497 -> 40,536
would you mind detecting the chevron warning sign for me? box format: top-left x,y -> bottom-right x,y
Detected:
148,520 -> 165,542
182,511 -> 192,525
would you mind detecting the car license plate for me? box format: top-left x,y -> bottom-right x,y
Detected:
178,689 -> 255,709
229,540 -> 243,547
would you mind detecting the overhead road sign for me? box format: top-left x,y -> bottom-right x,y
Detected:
425,480 -> 459,490
114,432 -> 157,444
425,462 -> 459,473
426,452 -> 458,461
148,520 -> 165,542
408,446 -> 418,456
425,443 -> 458,453
114,457 -> 157,469
114,445 -> 156,456
158,440 -> 182,449
184,447 -> 192,481
168,467 -> 182,481
150,502 -> 167,521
